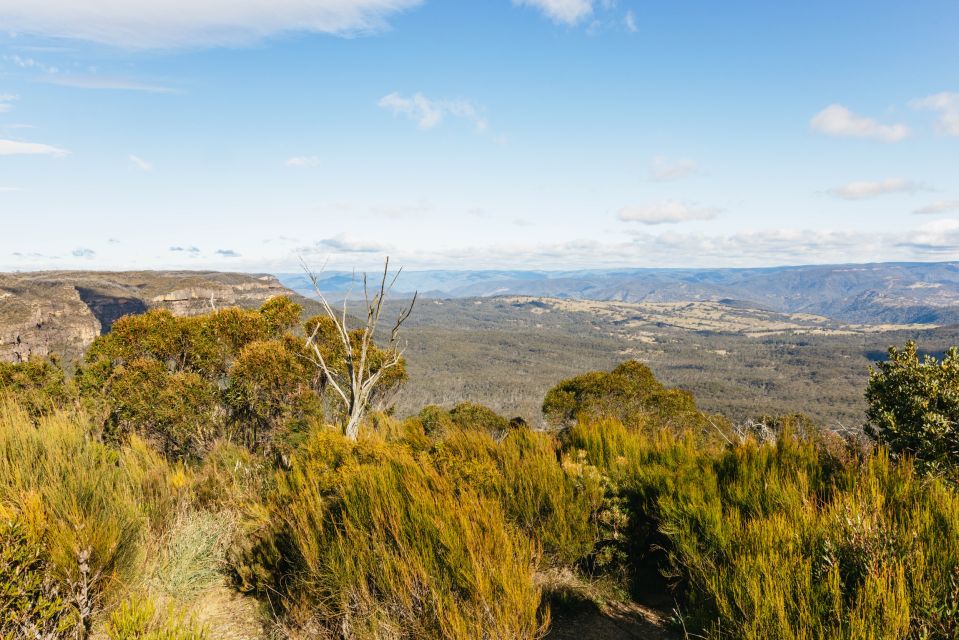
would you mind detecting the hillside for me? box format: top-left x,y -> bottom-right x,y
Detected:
279,261 -> 959,325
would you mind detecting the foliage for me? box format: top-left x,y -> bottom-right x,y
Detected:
76,296 -> 411,456
104,358 -> 222,461
0,516 -> 76,639
0,357 -> 75,418
224,338 -> 322,448
431,426 -> 600,568
77,298 -> 325,458
542,360 -> 722,438
866,341 -> 959,476
449,401 -> 511,435
564,417 -> 959,639
233,428 -> 545,639
106,597 -> 207,640
0,401 -> 179,638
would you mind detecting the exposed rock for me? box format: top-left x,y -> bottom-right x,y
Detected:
0,271 -> 296,364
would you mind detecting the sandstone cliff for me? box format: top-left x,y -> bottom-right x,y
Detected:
0,271 -> 294,363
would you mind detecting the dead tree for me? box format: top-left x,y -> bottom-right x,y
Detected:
302,257 -> 416,440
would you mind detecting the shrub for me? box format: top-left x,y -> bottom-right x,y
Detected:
0,401 -> 176,637
542,360 -> 722,438
449,401 -> 511,436
0,516 -> 76,638
225,339 -> 322,449
0,357 -> 75,418
432,427 -> 600,568
235,428 -> 546,639
563,417 -> 959,638
106,597 -> 207,640
104,358 -> 222,461
866,341 -> 959,476
77,297 -> 408,456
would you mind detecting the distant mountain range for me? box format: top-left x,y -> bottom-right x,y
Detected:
276,261 -> 959,326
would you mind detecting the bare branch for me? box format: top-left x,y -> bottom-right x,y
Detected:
298,255 -> 415,439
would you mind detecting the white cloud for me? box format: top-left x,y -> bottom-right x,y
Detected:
4,55 -> 59,74
910,92 -> 959,136
45,75 -> 176,93
624,9 -> 637,32
649,155 -> 698,182
0,186 -> 22,192
0,94 -> 18,113
378,92 -> 487,131
71,247 -> 95,258
900,219 -> 959,252
128,154 -> 153,171
513,0 -> 593,25
810,104 -> 909,142
827,178 -> 924,200
0,138 -> 69,156
216,248 -> 241,257
914,201 -> 959,215
312,234 -> 391,253
286,155 -> 319,167
0,0 -> 423,49
618,201 -> 719,225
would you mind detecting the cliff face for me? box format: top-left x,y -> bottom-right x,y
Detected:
0,271 -> 295,364
150,279 -> 291,316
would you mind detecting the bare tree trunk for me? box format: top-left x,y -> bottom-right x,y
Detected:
302,257 -> 416,440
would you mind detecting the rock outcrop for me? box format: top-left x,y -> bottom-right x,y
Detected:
0,271 -> 296,364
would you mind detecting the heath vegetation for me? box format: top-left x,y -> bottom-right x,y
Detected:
1,282 -> 958,639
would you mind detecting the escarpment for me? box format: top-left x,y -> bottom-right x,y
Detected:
0,271 -> 295,363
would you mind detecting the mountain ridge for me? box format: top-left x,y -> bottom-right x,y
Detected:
277,261 -> 959,325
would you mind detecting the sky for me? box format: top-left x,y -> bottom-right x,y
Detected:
0,0 -> 958,272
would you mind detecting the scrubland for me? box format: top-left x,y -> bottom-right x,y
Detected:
1,296 -> 958,639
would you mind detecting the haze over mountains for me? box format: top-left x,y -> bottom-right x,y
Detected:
279,261 -> 959,326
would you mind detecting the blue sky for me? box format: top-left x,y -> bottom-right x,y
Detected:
1,0 -> 957,272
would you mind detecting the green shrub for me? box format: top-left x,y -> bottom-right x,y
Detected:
224,338 -> 322,449
0,516 -> 76,639
76,296 -> 411,456
104,358 -> 222,461
432,427 -> 600,568
866,341 -> 959,476
235,428 -> 545,639
415,404 -> 456,436
0,401 -> 177,637
449,401 -> 511,435
564,417 -> 959,639
106,597 -> 207,640
0,357 -> 75,418
543,360 -> 725,439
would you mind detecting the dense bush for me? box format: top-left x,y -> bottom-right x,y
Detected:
0,516 -> 76,638
76,298 -> 320,458
105,357 -> 222,460
106,597 -> 207,640
233,428 -> 546,639
76,296 -> 410,457
866,341 -> 959,476
431,426 -> 600,568
543,360 -> 726,439
0,401 -> 182,638
564,417 -> 959,638
0,357 -> 75,417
